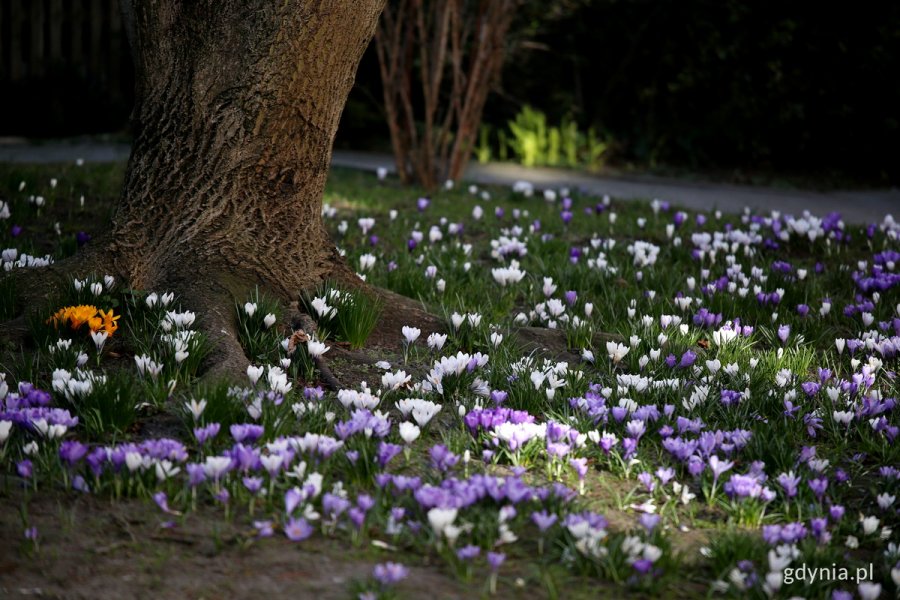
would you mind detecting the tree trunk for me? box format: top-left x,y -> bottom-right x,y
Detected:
111,0 -> 384,299
375,0 -> 516,190
2,1 -> 449,383
103,0 -> 384,378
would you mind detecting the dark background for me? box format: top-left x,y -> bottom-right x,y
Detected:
1,0 -> 897,185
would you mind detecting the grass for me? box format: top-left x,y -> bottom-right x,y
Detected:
0,161 -> 898,598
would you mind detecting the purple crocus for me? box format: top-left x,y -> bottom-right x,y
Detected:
153,491 -> 181,515
655,467 -> 675,485
531,510 -> 558,532
777,472 -> 801,498
456,545 -> 481,561
377,442 -> 403,468
59,441 -> 88,466
777,324 -> 790,345
808,477 -> 828,499
487,552 -> 506,572
626,419 -> 647,439
194,422 -> 221,445
243,476 -> 264,494
348,507 -> 367,530
284,517 -> 314,541
230,423 -> 264,444
17,459 -> 32,479
569,458 -> 588,481
322,492 -> 351,519
637,471 -> 655,493
373,562 -> 409,586
429,444 -> 459,472
678,350 -> 697,368
632,559 -> 654,574
639,513 -> 660,532
622,437 -> 638,459
708,456 -> 734,480
254,520 -> 274,537
284,487 -> 304,515
186,463 -> 207,487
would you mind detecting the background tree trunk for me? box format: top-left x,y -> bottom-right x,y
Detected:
375,0 -> 516,189
112,0 -> 385,299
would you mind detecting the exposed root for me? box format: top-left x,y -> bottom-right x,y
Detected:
291,312 -> 341,391
514,326 -> 623,362
171,276 -> 250,384
368,287 -> 445,347
0,240 -> 121,345
0,315 -> 28,346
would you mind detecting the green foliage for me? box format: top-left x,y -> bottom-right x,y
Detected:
507,105 -> 548,167
235,287 -> 283,363
0,276 -> 17,321
486,105 -> 608,171
66,370 -> 139,441
302,283 -> 383,349
476,125 -> 493,164
182,380 -> 247,437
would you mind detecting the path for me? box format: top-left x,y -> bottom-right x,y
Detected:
0,139 -> 895,225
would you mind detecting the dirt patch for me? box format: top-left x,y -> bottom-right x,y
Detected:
0,488 -> 479,600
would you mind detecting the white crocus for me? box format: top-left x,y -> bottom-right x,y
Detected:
606,341 -> 629,364
399,422 -> 420,445
427,332 -> 447,350
247,365 -> 264,385
90,330 -> 108,351
401,326 -> 421,344
307,339 -> 330,358
186,398 -> 207,421
427,507 -> 458,536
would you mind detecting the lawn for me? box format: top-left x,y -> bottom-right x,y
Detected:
0,162 -> 898,599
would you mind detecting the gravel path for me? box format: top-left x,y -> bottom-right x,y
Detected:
1,139 -> 895,225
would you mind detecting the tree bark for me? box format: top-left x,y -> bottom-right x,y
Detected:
111,0 -> 384,299
100,0 -> 384,378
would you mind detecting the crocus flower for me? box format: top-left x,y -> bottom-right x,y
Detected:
59,440 -> 88,466
254,520 -> 274,537
373,562 -> 409,586
487,552 -> 505,572
531,510 -> 558,532
678,350 -> 697,368
639,513 -> 661,532
777,324 -> 790,345
17,459 -> 32,479
284,517 -> 314,541
777,471 -> 801,498
708,456 -> 733,480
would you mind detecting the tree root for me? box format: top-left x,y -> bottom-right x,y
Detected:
2,240 -> 617,392
291,312 -> 341,391
0,241 -> 119,345
174,279 -> 250,384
